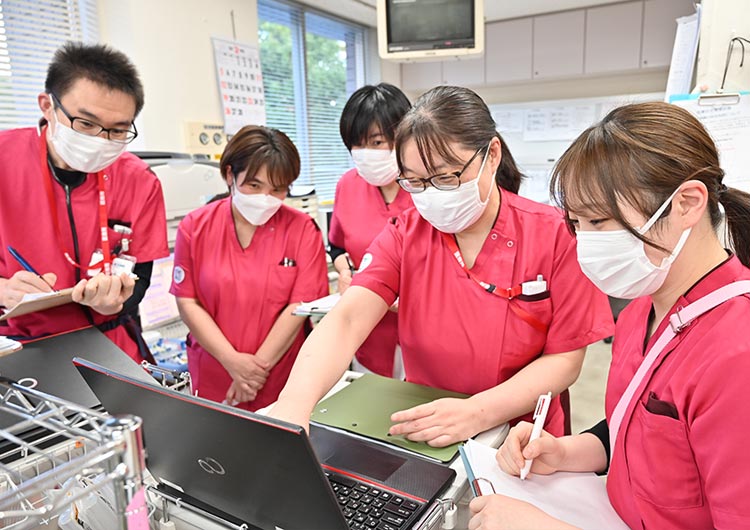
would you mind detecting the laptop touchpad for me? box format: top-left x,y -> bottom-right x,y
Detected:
328,444 -> 406,482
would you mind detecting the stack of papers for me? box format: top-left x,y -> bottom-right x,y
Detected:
292,293 -> 341,316
463,439 -> 628,529
0,336 -> 23,357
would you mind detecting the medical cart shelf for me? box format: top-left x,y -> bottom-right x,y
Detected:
0,378 -> 148,530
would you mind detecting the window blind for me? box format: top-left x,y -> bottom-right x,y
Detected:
0,0 -> 99,131
258,0 -> 366,202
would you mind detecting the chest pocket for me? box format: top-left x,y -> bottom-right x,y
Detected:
267,265 -> 298,305
502,297 -> 553,358
629,400 -> 703,509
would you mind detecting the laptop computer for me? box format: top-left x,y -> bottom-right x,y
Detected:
0,327 -> 153,430
75,358 -> 456,530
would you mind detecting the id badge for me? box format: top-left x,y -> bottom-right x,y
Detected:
113,254 -> 137,276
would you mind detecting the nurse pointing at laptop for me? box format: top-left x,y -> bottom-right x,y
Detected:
271,86 -> 613,445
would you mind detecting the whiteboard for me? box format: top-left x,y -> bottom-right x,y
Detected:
489,92 -> 663,203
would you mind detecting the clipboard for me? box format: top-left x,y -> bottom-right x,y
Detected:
310,373 -> 469,463
292,293 -> 341,316
0,287 -> 75,321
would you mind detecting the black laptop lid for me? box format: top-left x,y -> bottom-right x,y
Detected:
75,358 -> 349,530
0,327 -> 152,429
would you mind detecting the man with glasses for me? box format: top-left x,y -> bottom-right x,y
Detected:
0,42 -> 168,362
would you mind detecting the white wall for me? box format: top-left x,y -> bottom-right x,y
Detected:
97,0 -> 259,153
696,0 -> 750,92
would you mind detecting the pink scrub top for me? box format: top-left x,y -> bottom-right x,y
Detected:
605,255 -> 750,529
170,199 -> 329,411
352,187 -> 614,435
328,168 -> 413,376
0,127 -> 169,361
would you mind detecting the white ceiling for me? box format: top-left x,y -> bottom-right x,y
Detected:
310,0 -> 631,27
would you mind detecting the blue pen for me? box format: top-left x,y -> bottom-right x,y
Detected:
458,443 -> 479,497
7,246 -> 57,292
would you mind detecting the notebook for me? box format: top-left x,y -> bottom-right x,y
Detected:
76,358 -> 456,530
310,373 -> 469,463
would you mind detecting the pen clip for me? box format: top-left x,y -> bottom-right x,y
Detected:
533,392 -> 552,419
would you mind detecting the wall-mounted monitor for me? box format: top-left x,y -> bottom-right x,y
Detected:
377,0 -> 484,61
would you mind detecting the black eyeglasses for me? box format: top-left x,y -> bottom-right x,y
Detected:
396,146 -> 487,194
50,93 -> 138,143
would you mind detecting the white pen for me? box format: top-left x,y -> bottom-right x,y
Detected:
520,391 -> 552,480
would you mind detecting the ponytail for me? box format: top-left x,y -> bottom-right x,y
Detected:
494,132 -> 524,194
719,186 -> 750,267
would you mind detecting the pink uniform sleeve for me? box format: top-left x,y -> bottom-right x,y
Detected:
543,227 -> 614,354
288,218 -> 329,303
130,170 -> 169,263
689,343 -> 750,528
169,216 -> 197,299
327,178 -> 346,249
350,219 -> 402,306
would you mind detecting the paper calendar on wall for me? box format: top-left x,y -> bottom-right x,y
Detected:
212,37 -> 266,135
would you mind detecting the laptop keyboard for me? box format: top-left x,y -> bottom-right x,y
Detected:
325,471 -> 425,530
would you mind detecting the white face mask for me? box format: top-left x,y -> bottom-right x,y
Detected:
575,188 -> 692,299
231,184 -> 283,226
351,148 -> 399,186
411,143 -> 493,233
47,103 -> 127,173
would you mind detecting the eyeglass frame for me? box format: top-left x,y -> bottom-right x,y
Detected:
395,145 -> 488,193
49,92 -> 138,143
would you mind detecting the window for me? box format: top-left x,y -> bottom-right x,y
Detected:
0,0 -> 99,131
258,0 -> 366,202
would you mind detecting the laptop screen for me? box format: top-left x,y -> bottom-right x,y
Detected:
138,254 -> 180,331
75,358 -> 350,530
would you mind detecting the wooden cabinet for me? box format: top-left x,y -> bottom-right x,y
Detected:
533,10 -> 585,79
485,18 -> 533,84
642,0 -> 697,68
400,61 -> 443,91
443,57 -> 485,86
585,1 -> 644,74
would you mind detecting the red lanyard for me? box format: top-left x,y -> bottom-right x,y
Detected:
441,232 -> 548,333
38,128 -> 113,275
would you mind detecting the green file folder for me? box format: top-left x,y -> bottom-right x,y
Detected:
310,373 -> 469,463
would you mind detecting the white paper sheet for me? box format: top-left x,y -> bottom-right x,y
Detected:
292,293 -> 341,316
464,439 -> 629,530
672,94 -> 750,193
664,7 -> 701,102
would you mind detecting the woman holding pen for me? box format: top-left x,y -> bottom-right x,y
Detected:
270,86 -> 613,445
328,83 -> 413,378
476,102 -> 750,529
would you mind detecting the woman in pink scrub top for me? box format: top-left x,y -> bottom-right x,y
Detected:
170,126 -> 328,412
329,83 -> 413,378
271,87 -> 612,445
484,102 -> 750,529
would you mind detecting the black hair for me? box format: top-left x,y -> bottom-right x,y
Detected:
45,41 -> 145,117
339,83 -> 411,151
395,86 -> 524,193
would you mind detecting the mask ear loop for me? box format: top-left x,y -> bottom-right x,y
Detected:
477,141 -> 494,205
637,186 -> 682,235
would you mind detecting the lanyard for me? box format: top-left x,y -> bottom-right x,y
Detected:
609,279 -> 750,459
441,232 -> 547,333
38,128 -> 113,275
